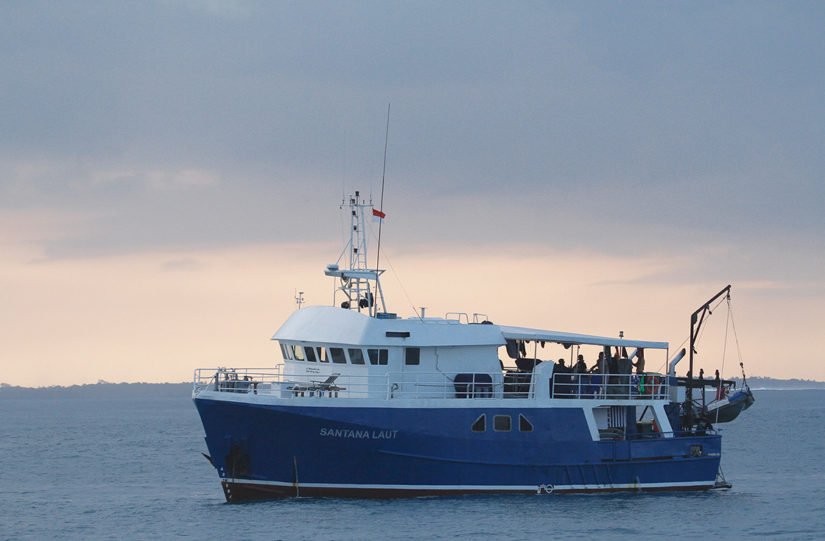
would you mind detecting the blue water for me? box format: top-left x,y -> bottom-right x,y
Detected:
1,388 -> 823,540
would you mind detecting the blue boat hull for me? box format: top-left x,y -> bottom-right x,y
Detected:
194,398 -> 721,501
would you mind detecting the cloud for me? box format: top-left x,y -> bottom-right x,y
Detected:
1,2 -> 823,384
161,257 -> 204,272
2,1 -> 822,261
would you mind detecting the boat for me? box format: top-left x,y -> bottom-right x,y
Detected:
193,191 -> 744,501
704,386 -> 755,423
685,361 -> 755,424
671,372 -> 755,425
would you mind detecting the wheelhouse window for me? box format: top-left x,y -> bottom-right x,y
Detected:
292,345 -> 305,361
330,347 -> 347,364
280,343 -> 293,360
348,348 -> 365,365
493,415 -> 511,432
305,347 -> 317,362
318,347 -> 329,363
368,348 -> 388,365
405,347 -> 420,365
519,414 -> 533,432
472,414 -> 486,433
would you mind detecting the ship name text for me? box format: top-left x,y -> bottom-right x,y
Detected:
319,427 -> 399,440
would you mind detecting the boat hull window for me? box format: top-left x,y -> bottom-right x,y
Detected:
348,348 -> 365,365
305,347 -> 317,362
330,348 -> 347,364
472,414 -> 486,433
493,415 -> 511,432
405,348 -> 420,365
519,414 -> 533,432
368,349 -> 388,365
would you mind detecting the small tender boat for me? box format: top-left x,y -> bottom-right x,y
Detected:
704,386 -> 755,423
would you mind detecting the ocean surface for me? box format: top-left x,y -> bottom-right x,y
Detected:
1,386 -> 823,540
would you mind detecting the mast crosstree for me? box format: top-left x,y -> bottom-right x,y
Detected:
324,191 -> 388,317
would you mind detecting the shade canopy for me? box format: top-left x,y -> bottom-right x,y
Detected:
499,325 -> 668,350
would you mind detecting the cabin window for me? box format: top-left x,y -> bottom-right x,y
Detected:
348,348 -> 365,365
280,344 -> 293,360
318,347 -> 329,363
471,414 -> 486,433
405,347 -> 420,365
368,348 -> 388,365
330,347 -> 347,364
493,415 -> 511,432
519,414 -> 533,432
305,347 -> 317,362
292,345 -> 305,361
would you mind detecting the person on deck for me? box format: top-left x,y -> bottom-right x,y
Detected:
714,369 -> 725,400
589,352 -> 606,373
574,354 -> 588,374
632,348 -> 646,375
608,352 -> 619,375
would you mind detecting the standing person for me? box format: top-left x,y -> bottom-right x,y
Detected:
588,351 -> 608,397
632,348 -> 647,393
608,350 -> 619,375
632,348 -> 646,375
589,352 -> 606,373
555,358 -> 570,397
573,353 -> 588,398
714,369 -> 724,400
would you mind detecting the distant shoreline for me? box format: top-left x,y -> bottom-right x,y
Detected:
744,377 -> 825,390
0,381 -> 192,398
1,377 -> 824,396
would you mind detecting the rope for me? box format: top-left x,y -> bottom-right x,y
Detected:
661,294 -> 726,375
714,298 -> 732,424
721,297 -> 730,378
728,302 -> 746,370
365,219 -> 421,319
696,296 -> 728,345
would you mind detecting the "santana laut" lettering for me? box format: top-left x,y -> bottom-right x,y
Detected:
319,427 -> 399,439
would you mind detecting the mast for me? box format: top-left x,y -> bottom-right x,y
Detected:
374,104 -> 390,308
375,103 -> 390,274
324,191 -> 387,316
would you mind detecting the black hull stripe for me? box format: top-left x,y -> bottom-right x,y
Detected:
220,480 -> 715,502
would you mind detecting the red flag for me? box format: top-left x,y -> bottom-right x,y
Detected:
372,208 -> 386,222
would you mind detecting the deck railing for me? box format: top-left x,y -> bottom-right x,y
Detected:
193,368 -> 669,401
551,372 -> 668,400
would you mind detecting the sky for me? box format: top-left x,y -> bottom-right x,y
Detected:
2,1 -> 824,386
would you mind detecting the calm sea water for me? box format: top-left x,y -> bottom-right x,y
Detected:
1,387 -> 823,540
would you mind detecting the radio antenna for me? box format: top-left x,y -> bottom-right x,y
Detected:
375,103 -> 390,274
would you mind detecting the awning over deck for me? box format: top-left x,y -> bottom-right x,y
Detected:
499,325 -> 668,350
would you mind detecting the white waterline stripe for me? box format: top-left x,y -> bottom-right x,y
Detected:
223,478 -> 712,491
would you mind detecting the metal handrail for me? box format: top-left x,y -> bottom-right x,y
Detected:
551,372 -> 669,400
193,368 -> 668,401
